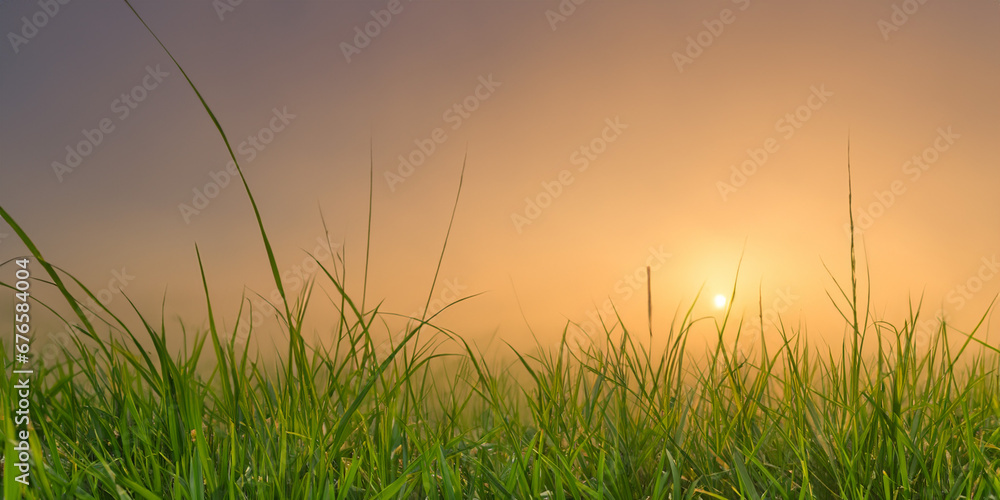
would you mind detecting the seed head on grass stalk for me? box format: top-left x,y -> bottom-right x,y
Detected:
4,7 -> 1000,494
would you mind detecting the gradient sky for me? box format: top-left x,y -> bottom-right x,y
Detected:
1,0 -> 998,361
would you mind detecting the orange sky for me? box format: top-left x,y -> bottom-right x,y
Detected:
1,0 -> 998,362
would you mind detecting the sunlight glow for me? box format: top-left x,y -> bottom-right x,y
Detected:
713,294 -> 727,309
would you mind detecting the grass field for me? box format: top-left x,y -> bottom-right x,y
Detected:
2,191 -> 1000,499
3,4 -> 1000,499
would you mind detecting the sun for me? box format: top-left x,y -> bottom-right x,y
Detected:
713,294 -> 727,309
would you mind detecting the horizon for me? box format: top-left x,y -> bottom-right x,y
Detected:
1,0 -> 998,362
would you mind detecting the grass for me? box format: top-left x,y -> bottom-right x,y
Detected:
2,3 -> 1000,499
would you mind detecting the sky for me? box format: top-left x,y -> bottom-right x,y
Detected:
1,0 -> 998,363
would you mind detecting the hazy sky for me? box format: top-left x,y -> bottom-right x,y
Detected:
2,0 -> 998,361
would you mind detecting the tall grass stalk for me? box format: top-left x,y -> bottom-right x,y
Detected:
1,4 -> 999,499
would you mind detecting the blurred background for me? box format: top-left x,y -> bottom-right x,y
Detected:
1,0 -> 997,363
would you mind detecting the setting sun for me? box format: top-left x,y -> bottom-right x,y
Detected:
713,294 -> 728,309
1,0 -> 997,497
